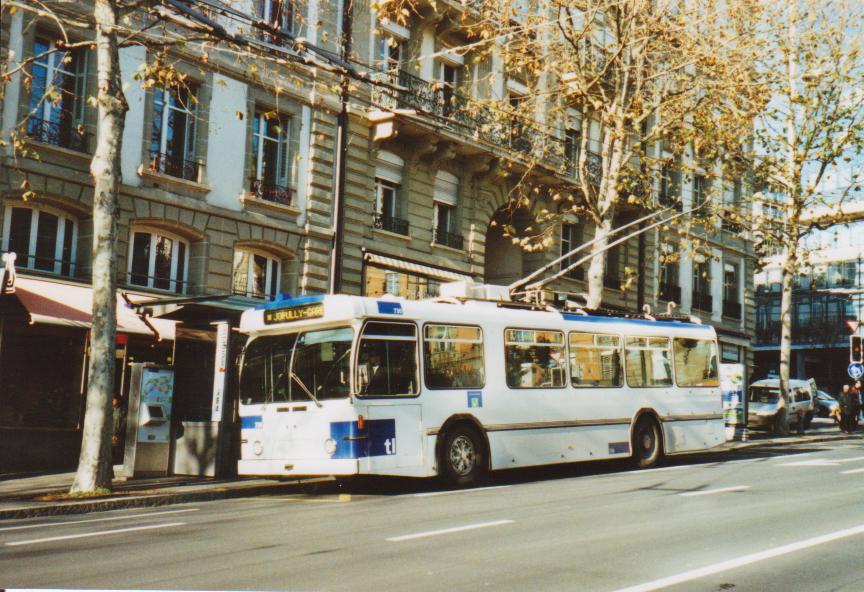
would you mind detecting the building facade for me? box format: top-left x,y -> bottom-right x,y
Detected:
754,239 -> 864,394
0,0 -> 756,473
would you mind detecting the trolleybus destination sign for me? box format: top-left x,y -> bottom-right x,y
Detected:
264,302 -> 325,324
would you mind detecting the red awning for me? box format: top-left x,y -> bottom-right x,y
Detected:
10,276 -> 175,340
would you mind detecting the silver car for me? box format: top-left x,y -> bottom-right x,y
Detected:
748,378 -> 816,431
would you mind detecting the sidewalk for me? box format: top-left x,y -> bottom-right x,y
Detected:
0,470 -> 327,520
1,426 -> 859,520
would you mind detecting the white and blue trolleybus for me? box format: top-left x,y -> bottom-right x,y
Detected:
237,281 -> 723,486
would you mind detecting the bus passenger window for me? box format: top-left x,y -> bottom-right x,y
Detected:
504,329 -> 567,389
569,333 -> 622,388
357,321 -> 418,397
673,338 -> 719,387
423,324 -> 485,389
624,336 -> 673,388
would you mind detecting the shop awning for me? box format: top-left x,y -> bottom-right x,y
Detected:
8,276 -> 175,340
363,252 -> 473,282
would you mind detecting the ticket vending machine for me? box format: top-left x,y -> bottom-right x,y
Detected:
121,363 -> 174,478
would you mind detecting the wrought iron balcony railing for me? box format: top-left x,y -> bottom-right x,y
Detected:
250,178 -> 293,206
723,300 -> 742,320
373,213 -> 410,236
433,227 -> 464,250
149,151 -> 202,182
692,290 -> 713,312
373,69 -> 608,180
659,284 -> 681,303
26,117 -> 88,153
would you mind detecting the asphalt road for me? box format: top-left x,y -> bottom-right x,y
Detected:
3,440 -> 864,592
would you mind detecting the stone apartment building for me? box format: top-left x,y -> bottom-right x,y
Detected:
0,0 -> 755,472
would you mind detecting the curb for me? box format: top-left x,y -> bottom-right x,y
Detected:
0,478 -> 331,520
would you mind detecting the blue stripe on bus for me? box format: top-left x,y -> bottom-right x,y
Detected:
561,313 -> 708,330
330,419 -> 397,459
241,415 -> 263,430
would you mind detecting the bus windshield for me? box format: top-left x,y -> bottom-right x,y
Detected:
240,327 -> 353,405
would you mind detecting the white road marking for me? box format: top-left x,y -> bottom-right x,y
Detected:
838,455 -> 864,463
680,486 -> 750,497
412,486 -> 511,498
0,508 -> 198,532
5,522 -> 186,547
778,459 -> 840,467
612,523 -> 864,592
387,520 -> 514,542
841,468 -> 864,475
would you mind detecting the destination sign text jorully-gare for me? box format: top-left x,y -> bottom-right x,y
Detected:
263,303 -> 325,324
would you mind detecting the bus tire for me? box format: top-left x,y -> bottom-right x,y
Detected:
439,425 -> 486,488
631,416 -> 662,469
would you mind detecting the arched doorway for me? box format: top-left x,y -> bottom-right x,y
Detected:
484,206 -> 533,286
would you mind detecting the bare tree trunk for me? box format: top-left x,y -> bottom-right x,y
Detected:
71,0 -> 128,493
776,250 -> 797,436
586,216 -> 612,309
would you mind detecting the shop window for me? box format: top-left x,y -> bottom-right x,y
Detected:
2,205 -> 77,275
364,265 -> 440,300
149,85 -> 200,182
232,249 -> 280,299
356,322 -> 418,397
569,332 -> 622,387
424,325 -> 485,389
27,37 -> 89,152
625,336 -> 672,387
0,328 -> 85,428
505,329 -> 567,389
673,338 -> 719,387
127,229 -> 189,293
250,110 -> 295,205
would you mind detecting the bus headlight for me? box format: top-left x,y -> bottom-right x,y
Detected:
324,438 -> 337,456
253,441 -> 264,456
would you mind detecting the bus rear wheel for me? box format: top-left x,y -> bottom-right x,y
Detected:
440,425 -> 486,488
632,417 -> 662,469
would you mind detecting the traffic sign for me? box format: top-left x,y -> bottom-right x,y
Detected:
849,363 -> 864,380
847,320 -> 862,334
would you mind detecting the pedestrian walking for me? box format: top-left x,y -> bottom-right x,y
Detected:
839,384 -> 852,433
852,382 -> 863,433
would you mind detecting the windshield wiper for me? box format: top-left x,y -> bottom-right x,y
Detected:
291,371 -> 323,408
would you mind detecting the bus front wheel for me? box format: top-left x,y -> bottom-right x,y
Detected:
631,417 -> 662,469
439,425 -> 486,488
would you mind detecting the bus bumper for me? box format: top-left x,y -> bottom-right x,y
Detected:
238,458 -> 360,477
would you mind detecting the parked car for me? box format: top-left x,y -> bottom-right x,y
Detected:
748,378 -> 816,431
814,390 -> 841,423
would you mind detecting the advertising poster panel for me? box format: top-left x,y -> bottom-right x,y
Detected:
721,363 -> 745,441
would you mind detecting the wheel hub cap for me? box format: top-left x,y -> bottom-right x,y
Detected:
449,436 -> 475,475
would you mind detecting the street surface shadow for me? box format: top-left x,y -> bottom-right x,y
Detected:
278,444 -> 843,497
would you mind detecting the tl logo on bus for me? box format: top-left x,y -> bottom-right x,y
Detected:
329,419 -> 397,459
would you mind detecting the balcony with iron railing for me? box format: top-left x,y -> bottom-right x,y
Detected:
723,299 -> 742,320
26,117 -> 88,153
250,178 -> 293,206
659,283 -> 681,303
1,250 -> 76,277
372,69 -> 604,184
433,227 -> 464,250
373,212 -> 410,236
148,151 -> 202,183
692,290 -> 713,312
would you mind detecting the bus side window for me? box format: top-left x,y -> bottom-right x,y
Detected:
423,324 -> 485,389
504,329 -> 567,389
568,332 -> 622,388
624,336 -> 673,388
356,321 -> 419,397
672,338 -> 719,387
